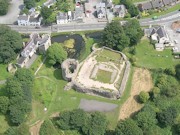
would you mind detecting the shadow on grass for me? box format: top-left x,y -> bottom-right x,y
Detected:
54,69 -> 63,80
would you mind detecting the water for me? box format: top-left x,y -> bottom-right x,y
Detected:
85,31 -> 103,41
51,34 -> 85,59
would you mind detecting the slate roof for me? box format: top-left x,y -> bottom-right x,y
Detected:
142,2 -> 153,10
151,0 -> 164,8
150,26 -> 168,38
162,0 -> 173,5
96,2 -> 105,8
57,12 -> 68,20
18,15 -> 29,21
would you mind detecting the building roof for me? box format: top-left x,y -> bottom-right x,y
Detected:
29,15 -> 41,23
162,0 -> 173,5
142,2 -> 153,10
38,34 -> 50,46
44,0 -> 56,7
74,7 -> 83,19
17,57 -> 26,65
18,15 -> 29,21
114,5 -> 126,14
57,12 -> 68,20
96,2 -> 105,8
21,33 -> 39,57
97,8 -> 106,15
151,0 -> 164,8
155,43 -> 164,48
156,27 -> 167,38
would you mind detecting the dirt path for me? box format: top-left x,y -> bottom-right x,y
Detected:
118,68 -> 153,120
29,120 -> 44,135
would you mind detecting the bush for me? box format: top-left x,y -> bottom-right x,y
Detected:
139,91 -> 150,103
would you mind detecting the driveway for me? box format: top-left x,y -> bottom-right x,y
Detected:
0,0 -> 23,24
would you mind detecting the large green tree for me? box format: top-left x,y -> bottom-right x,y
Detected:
47,42 -> 67,66
0,25 -> 23,63
102,21 -> 130,51
82,112 -> 107,135
115,118 -> 143,135
0,96 -> 9,114
40,6 -> 54,25
57,0 -> 70,12
24,0 -> 35,9
0,0 -> 9,15
40,119 -> 58,135
123,19 -> 143,46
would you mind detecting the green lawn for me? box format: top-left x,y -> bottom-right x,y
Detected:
27,58 -> 133,129
30,55 -> 45,73
132,39 -> 178,69
96,69 -> 112,83
0,115 -> 9,134
142,4 -> 180,19
0,64 -> 11,80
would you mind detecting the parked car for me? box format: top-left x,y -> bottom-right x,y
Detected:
152,16 -> 158,20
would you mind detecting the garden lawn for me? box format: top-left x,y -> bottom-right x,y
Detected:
96,69 -> 112,83
0,64 -> 11,80
0,115 -> 9,134
134,39 -> 178,69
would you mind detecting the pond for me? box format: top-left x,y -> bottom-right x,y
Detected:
85,31 -> 103,41
51,34 -> 85,59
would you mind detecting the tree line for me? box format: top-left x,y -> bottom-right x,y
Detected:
1,69 -> 34,135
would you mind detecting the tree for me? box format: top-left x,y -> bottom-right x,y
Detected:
4,127 -> 18,135
175,64 -> 180,80
57,0 -> 70,12
102,21 -> 130,51
135,110 -> 157,130
128,5 -> 139,17
82,112 -> 107,135
164,68 -> 176,76
144,125 -> 172,135
0,96 -> 9,114
0,0 -> 9,15
4,124 -> 30,135
152,87 -> 160,98
47,42 -> 67,66
70,109 -> 87,130
56,111 -> 71,130
24,0 -> 35,9
0,25 -> 23,63
157,106 -> 178,127
123,19 -> 143,46
139,91 -> 150,103
40,6 -> 53,25
115,118 -> 143,135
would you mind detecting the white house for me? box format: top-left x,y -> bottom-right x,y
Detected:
17,13 -> 42,26
113,5 -> 126,18
96,2 -> 106,19
56,12 -> 68,24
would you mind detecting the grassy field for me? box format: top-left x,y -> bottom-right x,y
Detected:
126,39 -> 179,69
27,57 -> 133,129
142,4 -> 180,19
0,64 -> 11,80
0,115 -> 9,134
96,69 -> 112,83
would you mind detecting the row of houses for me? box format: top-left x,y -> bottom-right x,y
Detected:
17,33 -> 51,68
138,0 -> 179,11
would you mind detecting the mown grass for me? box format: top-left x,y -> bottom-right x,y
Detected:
0,115 -> 9,134
0,64 -> 11,80
96,69 -> 112,83
125,38 -> 179,69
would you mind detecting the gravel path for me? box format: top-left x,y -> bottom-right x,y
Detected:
79,99 -> 118,112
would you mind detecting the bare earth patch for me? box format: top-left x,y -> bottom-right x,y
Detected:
29,120 -> 44,135
171,21 -> 180,30
118,68 -> 153,120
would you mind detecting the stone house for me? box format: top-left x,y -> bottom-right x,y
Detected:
17,33 -> 51,68
138,2 -> 153,11
113,5 -> 126,18
56,12 -> 68,24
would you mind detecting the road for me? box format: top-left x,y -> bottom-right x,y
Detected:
8,10 -> 180,33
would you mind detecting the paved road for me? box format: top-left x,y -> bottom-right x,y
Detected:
7,10 -> 180,33
0,0 -> 23,24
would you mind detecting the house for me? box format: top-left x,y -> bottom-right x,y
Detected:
113,5 -> 126,18
74,6 -> 84,22
17,33 -> 51,68
150,26 -> 169,44
106,0 -> 113,9
138,2 -> 153,11
44,0 -> 56,8
18,9 -> 42,26
56,12 -> 68,24
96,2 -> 106,19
